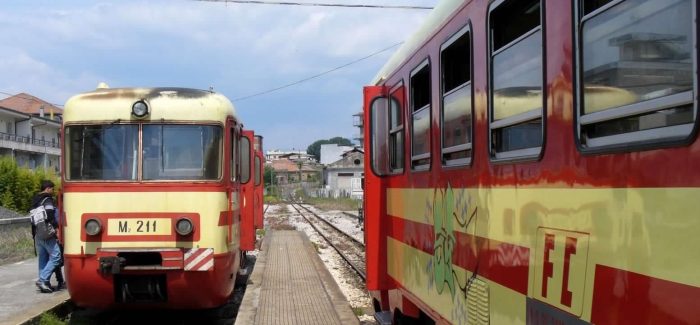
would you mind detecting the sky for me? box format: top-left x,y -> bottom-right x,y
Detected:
0,0 -> 436,151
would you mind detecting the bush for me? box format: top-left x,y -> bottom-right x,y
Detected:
0,157 -> 60,213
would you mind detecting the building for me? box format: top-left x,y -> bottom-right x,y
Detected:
265,149 -> 315,163
0,93 -> 62,171
319,143 -> 354,165
322,147 -> 364,199
352,111 -> 364,146
268,159 -> 320,184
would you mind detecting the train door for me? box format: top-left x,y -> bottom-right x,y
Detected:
240,130 -> 255,251
363,85 -> 393,291
253,135 -> 264,229
229,124 -> 241,249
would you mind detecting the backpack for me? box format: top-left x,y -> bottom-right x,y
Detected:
30,197 -> 56,240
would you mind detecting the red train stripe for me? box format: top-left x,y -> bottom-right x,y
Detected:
388,215 -> 529,295
64,183 -> 226,193
591,264 -> 700,324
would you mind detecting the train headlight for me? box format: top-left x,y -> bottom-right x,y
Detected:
131,100 -> 149,118
85,218 -> 102,236
175,218 -> 194,236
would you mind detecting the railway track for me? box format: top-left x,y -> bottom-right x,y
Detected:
288,201 -> 366,281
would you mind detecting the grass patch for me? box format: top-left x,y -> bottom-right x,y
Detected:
303,196 -> 360,211
352,307 -> 366,317
264,195 -> 281,204
311,241 -> 321,253
0,224 -> 35,266
39,312 -> 66,325
256,228 -> 266,237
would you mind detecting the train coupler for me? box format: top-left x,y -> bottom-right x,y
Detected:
99,256 -> 126,275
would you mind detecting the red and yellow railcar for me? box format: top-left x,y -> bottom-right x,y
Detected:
363,0 -> 699,324
61,86 -> 251,309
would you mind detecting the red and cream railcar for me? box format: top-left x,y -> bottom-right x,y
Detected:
363,0 -> 699,324
61,86 -> 250,309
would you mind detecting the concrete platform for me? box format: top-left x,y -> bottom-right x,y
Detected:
0,259 -> 69,325
236,230 -> 358,325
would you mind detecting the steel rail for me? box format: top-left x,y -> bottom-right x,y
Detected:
295,203 -> 364,248
288,201 -> 366,281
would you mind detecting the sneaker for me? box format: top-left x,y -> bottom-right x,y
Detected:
35,281 -> 53,293
55,282 -> 67,290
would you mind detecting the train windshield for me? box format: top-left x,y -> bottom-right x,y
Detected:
65,124 -> 222,181
65,125 -> 138,181
143,125 -> 222,180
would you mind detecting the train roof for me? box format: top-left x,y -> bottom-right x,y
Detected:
370,0 -> 463,85
63,86 -> 237,123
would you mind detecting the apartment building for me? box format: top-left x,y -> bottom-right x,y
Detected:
0,93 -> 61,171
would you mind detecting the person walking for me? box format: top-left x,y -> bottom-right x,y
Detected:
30,180 -> 62,293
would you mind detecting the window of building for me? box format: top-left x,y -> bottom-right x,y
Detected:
390,84 -> 405,171
411,60 -> 431,169
577,0 -> 695,149
441,25 -> 473,166
489,0 -> 543,160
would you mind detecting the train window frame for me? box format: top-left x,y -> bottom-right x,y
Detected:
240,135 -> 251,184
574,0 -> 698,153
230,127 -> 238,182
254,155 -> 261,186
389,81 -> 405,174
141,123 -> 224,181
487,0 -> 545,163
410,58 -> 432,171
63,122 -> 140,182
369,95 -> 390,177
440,23 -> 474,167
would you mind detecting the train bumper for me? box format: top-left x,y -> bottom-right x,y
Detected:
65,248 -> 237,309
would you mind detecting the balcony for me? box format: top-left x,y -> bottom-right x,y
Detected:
0,132 -> 60,156
352,116 -> 363,127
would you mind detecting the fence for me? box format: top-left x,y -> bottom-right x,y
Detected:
0,132 -> 60,148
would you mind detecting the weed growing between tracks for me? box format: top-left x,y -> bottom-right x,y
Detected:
302,197 -> 360,211
0,224 -> 34,266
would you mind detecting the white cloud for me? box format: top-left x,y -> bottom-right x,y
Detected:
0,0 -> 437,148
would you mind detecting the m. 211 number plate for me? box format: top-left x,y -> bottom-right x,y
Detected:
108,218 -> 171,235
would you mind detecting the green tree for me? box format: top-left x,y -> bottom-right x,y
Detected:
306,137 -> 353,161
264,165 -> 274,186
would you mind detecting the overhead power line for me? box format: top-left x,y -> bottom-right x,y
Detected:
194,0 -> 433,10
232,41 -> 402,102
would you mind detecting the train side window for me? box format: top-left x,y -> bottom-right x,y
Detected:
576,0 -> 695,150
254,155 -> 261,186
411,60 -> 431,170
231,129 -> 238,182
370,96 -> 390,176
240,136 -> 251,184
441,25 -> 473,166
389,84 -> 405,172
488,0 -> 543,161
